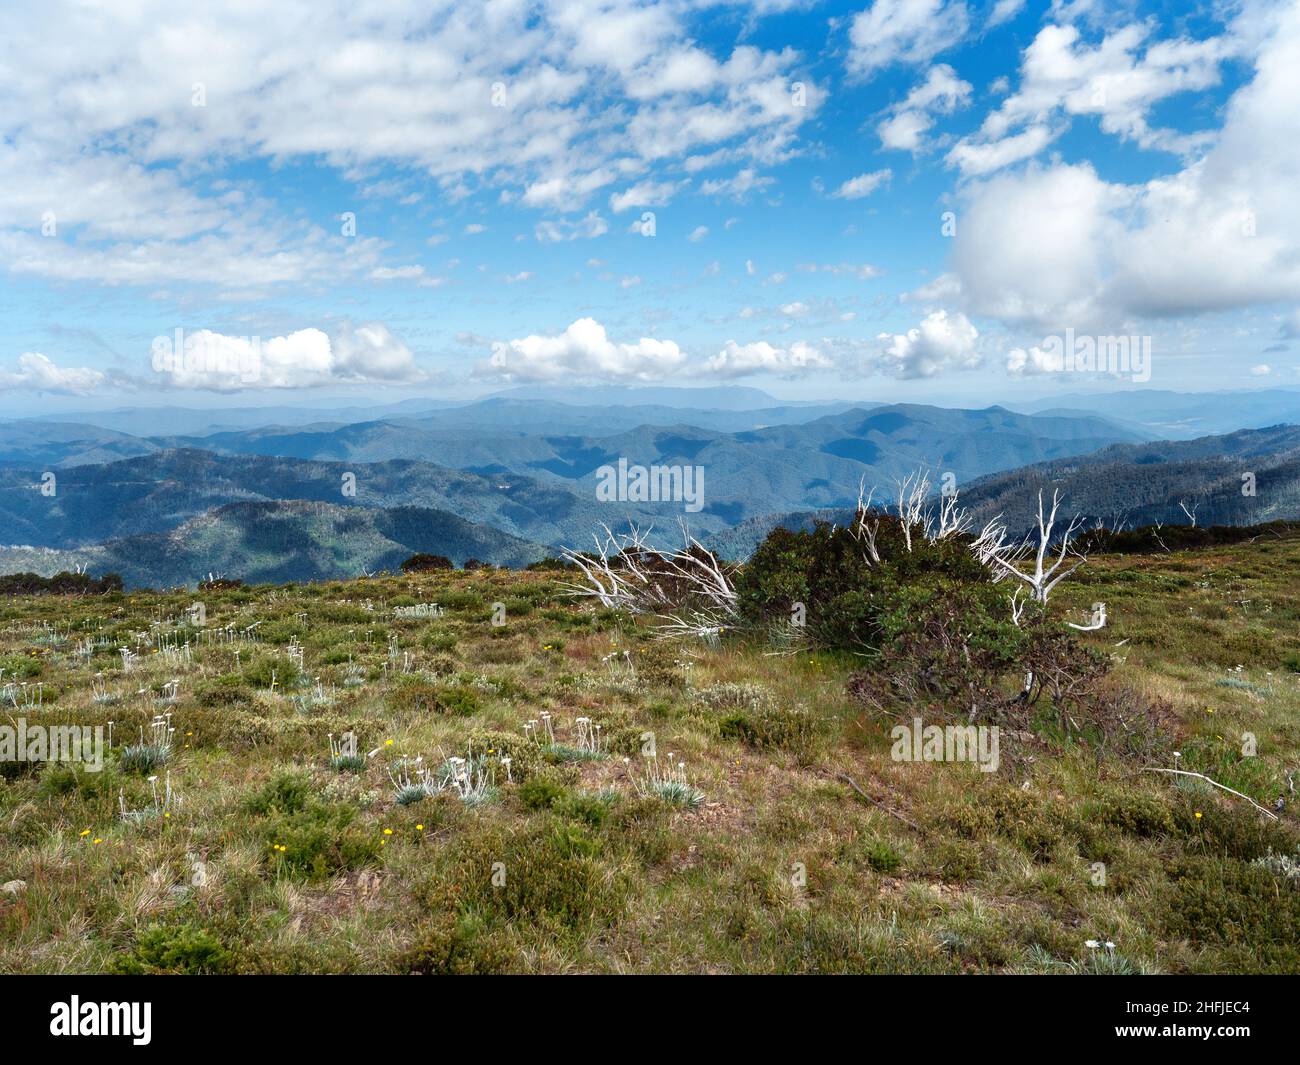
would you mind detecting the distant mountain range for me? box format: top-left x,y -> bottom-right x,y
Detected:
1015,388 -> 1300,439
0,449 -> 674,550
0,403 -> 1143,554
0,500 -> 546,589
2,388 -> 1298,586
708,423 -> 1300,557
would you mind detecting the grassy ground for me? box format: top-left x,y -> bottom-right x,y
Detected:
2,537 -> 1299,974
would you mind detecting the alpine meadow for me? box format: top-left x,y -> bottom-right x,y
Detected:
2,0 -> 1300,1021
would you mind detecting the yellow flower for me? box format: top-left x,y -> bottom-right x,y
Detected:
93,838 -> 103,844
385,739 -> 394,746
79,829 -> 91,837
1195,811 -> 1203,820
416,824 -> 424,831
383,828 -> 393,835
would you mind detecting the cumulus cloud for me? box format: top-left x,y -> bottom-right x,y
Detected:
1005,344 -> 1065,376
947,3 -> 1300,331
876,309 -> 980,378
477,318 -> 687,383
149,322 -> 424,392
706,339 -> 833,378
877,64 -> 971,152
0,352 -> 107,395
946,125 -> 1056,176
847,0 -> 970,79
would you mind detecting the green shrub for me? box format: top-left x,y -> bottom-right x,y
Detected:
863,839 -> 902,873
718,703 -> 820,757
424,819 -> 627,936
390,681 -> 480,717
111,922 -> 232,974
519,776 -> 567,810
397,913 -> 516,974
261,800 -> 381,880
1162,856 -> 1300,973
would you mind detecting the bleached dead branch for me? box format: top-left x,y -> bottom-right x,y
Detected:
560,523 -> 739,640
982,490 -> 1087,605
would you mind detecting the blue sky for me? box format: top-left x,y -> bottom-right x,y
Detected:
1,0 -> 1297,415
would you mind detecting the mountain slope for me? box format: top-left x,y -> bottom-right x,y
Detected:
0,421 -> 160,467
0,500 -> 547,588
151,403 -> 1145,526
0,448 -> 695,549
958,424 -> 1300,532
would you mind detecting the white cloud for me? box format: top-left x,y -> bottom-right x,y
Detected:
688,225 -> 709,242
699,168 -> 774,201
534,212 -> 609,242
831,169 -> 893,199
522,168 -> 617,211
609,180 -> 685,212
948,3 -> 1300,330
0,1 -> 821,286
876,309 -> 980,378
948,21 -> 1238,177
1251,363 -> 1272,376
877,64 -> 971,152
0,352 -> 107,395
706,339 -> 832,378
370,265 -> 446,287
847,0 -> 970,79
150,322 -> 424,392
946,125 -> 1056,176
477,317 -> 687,382
1005,344 -> 1065,376
987,0 -> 1025,29
797,262 -> 884,279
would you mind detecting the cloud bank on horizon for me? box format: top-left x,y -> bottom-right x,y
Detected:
1,0 -> 1298,404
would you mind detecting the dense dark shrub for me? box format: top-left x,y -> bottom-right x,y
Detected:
1080,520 -> 1300,555
735,512 -> 1005,653
197,576 -> 242,590
0,570 -> 123,596
847,593 -> 1171,761
401,553 -> 453,573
